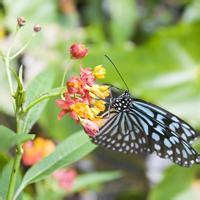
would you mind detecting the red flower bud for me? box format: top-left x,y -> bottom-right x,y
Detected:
17,16 -> 26,27
69,43 -> 88,59
81,119 -> 99,137
33,24 -> 42,32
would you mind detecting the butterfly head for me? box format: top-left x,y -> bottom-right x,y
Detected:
111,91 -> 132,112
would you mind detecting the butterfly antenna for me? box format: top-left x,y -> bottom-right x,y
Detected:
104,55 -> 129,91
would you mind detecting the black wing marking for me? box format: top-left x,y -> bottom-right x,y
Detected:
133,99 -> 198,144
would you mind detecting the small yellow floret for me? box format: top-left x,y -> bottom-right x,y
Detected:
93,65 -> 106,79
94,100 -> 106,111
90,85 -> 110,99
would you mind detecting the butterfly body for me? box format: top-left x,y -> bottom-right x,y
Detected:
111,91 -> 132,112
92,86 -> 200,167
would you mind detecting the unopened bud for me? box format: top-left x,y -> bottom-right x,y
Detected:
33,24 -> 42,32
69,43 -> 88,59
17,16 -> 26,27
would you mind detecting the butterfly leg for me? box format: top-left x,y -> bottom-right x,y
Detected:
102,88 -> 114,119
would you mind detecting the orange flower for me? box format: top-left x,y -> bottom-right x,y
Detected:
42,139 -> 56,157
56,63 -> 109,137
67,76 -> 85,95
22,137 -> 55,166
22,141 -> 42,166
56,94 -> 79,120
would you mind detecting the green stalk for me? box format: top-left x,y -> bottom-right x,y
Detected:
5,57 -> 15,110
60,58 -> 73,87
5,29 -> 35,200
10,34 -> 35,60
23,92 -> 61,114
6,117 -> 23,200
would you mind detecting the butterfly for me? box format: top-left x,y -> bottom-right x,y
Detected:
91,85 -> 200,167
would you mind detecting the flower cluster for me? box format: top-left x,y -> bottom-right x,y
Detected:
53,168 -> 77,191
56,65 -> 109,137
22,137 -> 55,166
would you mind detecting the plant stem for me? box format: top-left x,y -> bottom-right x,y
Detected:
23,92 -> 61,114
5,57 -> 15,110
60,59 -> 73,87
5,27 -> 23,200
10,34 -> 35,60
3,27 -> 20,111
8,92 -> 63,199
6,117 -> 23,200
5,28 -> 39,200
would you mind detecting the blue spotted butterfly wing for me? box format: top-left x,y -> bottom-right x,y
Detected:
91,86 -> 200,167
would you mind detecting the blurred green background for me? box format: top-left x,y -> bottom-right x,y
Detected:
0,0 -> 200,199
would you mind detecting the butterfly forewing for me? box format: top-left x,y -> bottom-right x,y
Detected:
133,99 -> 198,144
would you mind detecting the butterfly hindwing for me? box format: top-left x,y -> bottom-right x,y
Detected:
92,111 -> 151,154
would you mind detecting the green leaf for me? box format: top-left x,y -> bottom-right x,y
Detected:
0,152 -> 8,171
149,165 -> 199,200
0,125 -> 35,151
14,131 -> 96,199
34,171 -> 122,198
108,0 -> 138,44
45,86 -> 65,94
39,70 -> 79,140
19,68 -> 55,134
72,171 -> 122,192
173,181 -> 200,200
0,160 -> 21,200
23,86 -> 64,114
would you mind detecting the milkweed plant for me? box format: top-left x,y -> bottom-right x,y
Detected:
0,17 -> 121,200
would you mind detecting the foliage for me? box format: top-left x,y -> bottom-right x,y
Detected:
0,0 -> 200,199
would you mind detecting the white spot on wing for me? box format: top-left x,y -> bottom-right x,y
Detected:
167,150 -> 173,155
164,138 -> 172,148
182,150 -> 187,158
152,132 -> 160,141
154,144 -> 161,151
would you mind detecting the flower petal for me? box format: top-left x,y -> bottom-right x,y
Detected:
58,110 -> 68,120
